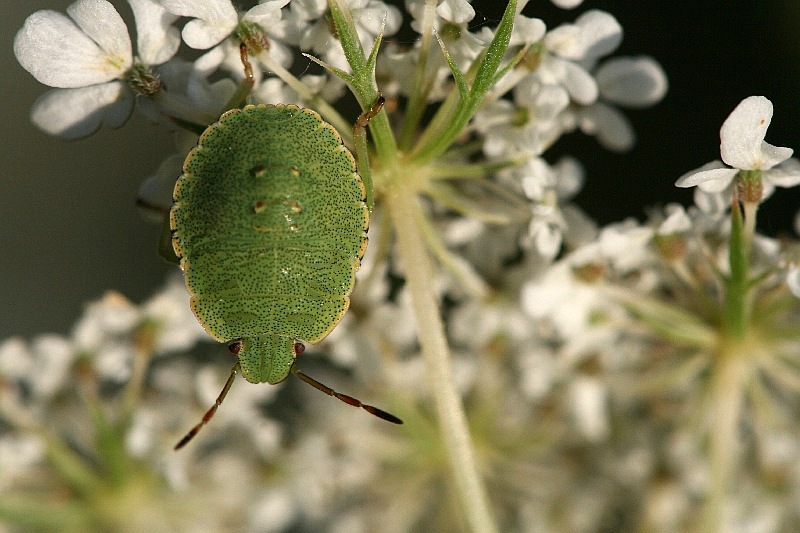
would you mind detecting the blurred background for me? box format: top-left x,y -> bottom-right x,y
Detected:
3,0 -> 800,338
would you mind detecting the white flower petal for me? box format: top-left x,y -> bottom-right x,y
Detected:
160,0 -> 237,20
719,95 -> 789,170
764,158 -> 800,188
29,335 -> 75,398
356,3 -> 403,38
551,0 -> 584,7
436,0 -> 475,24
561,60 -> 597,105
67,0 -> 132,61
596,56 -> 668,108
693,187 -> 730,214
675,167 -> 738,192
181,18 -> 237,49
246,0 -> 291,24
580,102 -> 635,152
529,218 -> 563,258
510,15 -> 546,47
658,204 -> 692,234
30,82 -> 134,139
14,9 -> 126,88
137,154 -> 185,218
161,0 -> 238,49
758,141 -> 794,170
575,10 -> 622,62
127,0 -> 180,65
571,376 -> 609,441
787,266 -> 800,298
544,24 -> 582,59
553,156 -> 585,199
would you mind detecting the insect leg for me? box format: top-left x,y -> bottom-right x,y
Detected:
221,43 -> 256,111
290,364 -> 402,424
353,94 -> 385,213
174,362 -> 241,450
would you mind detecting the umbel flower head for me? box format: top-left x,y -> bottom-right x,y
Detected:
11,0 -> 800,532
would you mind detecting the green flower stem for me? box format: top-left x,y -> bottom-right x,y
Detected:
387,185 -> 498,533
742,200 -> 758,252
701,196 -> 756,531
429,154 -> 530,179
415,208 -> 490,299
410,0 -> 517,163
328,0 -> 398,163
702,343 -> 748,533
398,0 -> 438,150
724,200 -> 749,340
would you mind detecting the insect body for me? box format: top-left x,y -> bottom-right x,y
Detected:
171,102 -> 401,449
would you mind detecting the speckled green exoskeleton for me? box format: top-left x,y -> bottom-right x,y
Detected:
171,98 -> 401,449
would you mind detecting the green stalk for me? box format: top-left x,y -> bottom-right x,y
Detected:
398,0 -> 438,149
410,0 -> 517,163
701,345 -> 747,533
701,192 -> 756,532
723,198 -> 749,340
387,186 -> 498,533
328,0 -> 397,162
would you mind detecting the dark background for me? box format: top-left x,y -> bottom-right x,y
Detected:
3,0 -> 800,337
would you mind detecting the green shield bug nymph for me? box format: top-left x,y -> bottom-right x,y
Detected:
171,99 -> 401,449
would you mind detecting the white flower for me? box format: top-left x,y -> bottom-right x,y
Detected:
787,265 -> 800,298
284,0 -> 402,70
141,277 -> 208,354
656,204 -> 693,235
570,375 -> 609,441
676,96 -> 800,197
595,56 -> 668,109
0,335 -> 74,400
161,0 -> 290,49
550,0 -> 584,8
14,0 -> 179,138
544,10 -> 622,65
476,78 -> 569,158
518,157 -> 584,258
574,56 -> 668,152
160,0 -> 295,87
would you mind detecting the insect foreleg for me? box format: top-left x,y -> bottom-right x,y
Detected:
353,94 -> 385,213
220,43 -> 256,111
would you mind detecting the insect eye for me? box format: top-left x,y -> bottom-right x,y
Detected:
293,342 -> 305,355
228,341 -> 242,354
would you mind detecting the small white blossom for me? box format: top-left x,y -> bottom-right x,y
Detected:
13,0 -> 178,138
550,0 -> 584,8
161,0 -> 294,84
574,56 -> 668,151
544,10 -> 622,65
161,0 -> 289,49
570,375 -> 609,441
676,96 -> 800,197
787,265 -> 800,298
285,0 -> 402,70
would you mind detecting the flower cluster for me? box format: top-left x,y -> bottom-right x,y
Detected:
8,0 -> 800,531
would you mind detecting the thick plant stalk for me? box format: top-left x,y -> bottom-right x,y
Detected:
387,186 -> 498,533
702,347 -> 747,533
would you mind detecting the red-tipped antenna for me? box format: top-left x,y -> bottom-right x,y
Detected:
174,356 -> 241,450
290,342 -> 403,425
